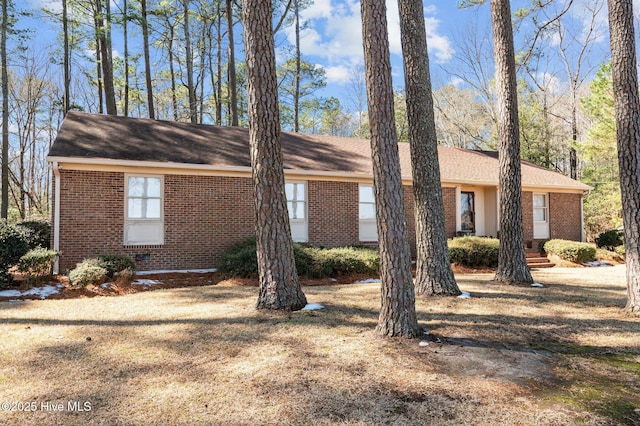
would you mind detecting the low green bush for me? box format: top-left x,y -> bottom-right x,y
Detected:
69,259 -> 108,288
543,239 -> 596,263
0,222 -> 30,287
595,248 -> 624,263
93,254 -> 135,277
17,220 -> 51,249
305,246 -> 379,278
595,229 -> 624,251
615,245 -> 626,258
218,238 -> 379,278
17,248 -> 58,279
448,236 -> 499,267
218,239 -> 260,278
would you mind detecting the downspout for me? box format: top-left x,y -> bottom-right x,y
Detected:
53,161 -> 61,274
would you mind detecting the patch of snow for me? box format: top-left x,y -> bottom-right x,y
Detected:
0,289 -> 22,298
583,261 -> 613,267
354,278 -> 381,284
101,282 -> 113,288
136,268 -> 217,275
419,341 -> 429,347
0,284 -> 63,300
329,278 -> 337,282
457,291 -> 471,299
131,279 -> 162,286
302,303 -> 325,311
8,299 -> 23,302
531,282 -> 544,288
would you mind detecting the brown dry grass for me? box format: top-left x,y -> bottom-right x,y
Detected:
0,266 -> 638,425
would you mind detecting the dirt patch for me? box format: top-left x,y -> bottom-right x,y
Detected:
0,271 -> 385,301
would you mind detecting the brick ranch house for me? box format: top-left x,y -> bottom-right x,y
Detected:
47,112 -> 592,272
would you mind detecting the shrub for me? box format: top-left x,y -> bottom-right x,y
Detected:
543,239 -> 596,263
17,248 -> 58,279
615,245 -> 626,258
448,236 -> 499,267
595,229 -> 624,251
305,246 -> 379,277
69,259 -> 108,288
595,248 -> 625,263
16,220 -> 51,249
93,254 -> 135,277
218,239 -> 260,278
218,238 -> 379,278
0,222 -> 30,286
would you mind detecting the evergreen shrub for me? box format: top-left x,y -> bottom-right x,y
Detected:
543,239 -> 596,263
448,236 -> 499,267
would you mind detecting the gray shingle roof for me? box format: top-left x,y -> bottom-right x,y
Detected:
48,111 -> 591,191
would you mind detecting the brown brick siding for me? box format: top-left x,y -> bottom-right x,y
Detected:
55,170 -> 584,271
57,170 -> 255,271
308,181 -> 359,247
549,192 -> 582,242
522,191 -> 534,243
442,187 -> 457,238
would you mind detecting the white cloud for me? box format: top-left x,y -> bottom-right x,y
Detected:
449,76 -> 465,88
535,72 -> 563,94
325,65 -> 352,84
26,0 -> 62,13
293,0 -> 453,66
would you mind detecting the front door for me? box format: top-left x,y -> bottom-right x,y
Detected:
461,191 -> 475,234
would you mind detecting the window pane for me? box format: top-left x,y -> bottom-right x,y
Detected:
534,208 -> 546,222
359,185 -> 374,203
146,199 -> 161,219
285,183 -> 294,200
533,194 -> 546,208
128,177 -> 145,197
296,201 -> 305,219
359,203 -> 376,220
296,183 -> 305,201
288,201 -> 295,218
146,178 -> 161,197
128,199 -> 143,218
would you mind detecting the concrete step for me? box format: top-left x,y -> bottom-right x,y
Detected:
527,256 -> 552,264
528,262 -> 555,268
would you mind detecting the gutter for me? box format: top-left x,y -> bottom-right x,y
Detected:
53,161 -> 61,274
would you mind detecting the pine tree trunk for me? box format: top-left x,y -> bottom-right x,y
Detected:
62,0 -> 70,114
215,1 -> 222,125
398,0 -> 459,296
123,0 -> 129,117
293,0 -> 300,132
607,0 -> 640,315
490,0 -> 533,285
167,19 -> 178,121
96,0 -> 116,115
141,0 -> 155,119
242,0 -> 307,311
1,0 -> 8,219
227,0 -> 238,126
183,0 -> 197,123
361,0 -> 420,338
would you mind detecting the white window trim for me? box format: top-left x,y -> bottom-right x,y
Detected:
285,180 -> 307,222
124,174 -> 164,245
533,193 -> 549,223
359,184 -> 377,242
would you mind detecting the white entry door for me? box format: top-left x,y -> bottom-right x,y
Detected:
533,193 -> 550,239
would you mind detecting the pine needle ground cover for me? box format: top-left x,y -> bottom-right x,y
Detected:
0,266 -> 638,425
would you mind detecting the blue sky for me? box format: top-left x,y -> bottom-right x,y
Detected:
19,0 -> 623,113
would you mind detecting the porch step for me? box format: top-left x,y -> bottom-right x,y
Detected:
528,262 -> 556,269
525,250 -> 555,268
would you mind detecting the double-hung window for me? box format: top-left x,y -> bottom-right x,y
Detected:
359,185 -> 377,241
285,181 -> 308,242
124,175 -> 164,245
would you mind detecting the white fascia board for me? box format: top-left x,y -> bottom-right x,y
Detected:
46,156 -> 591,192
